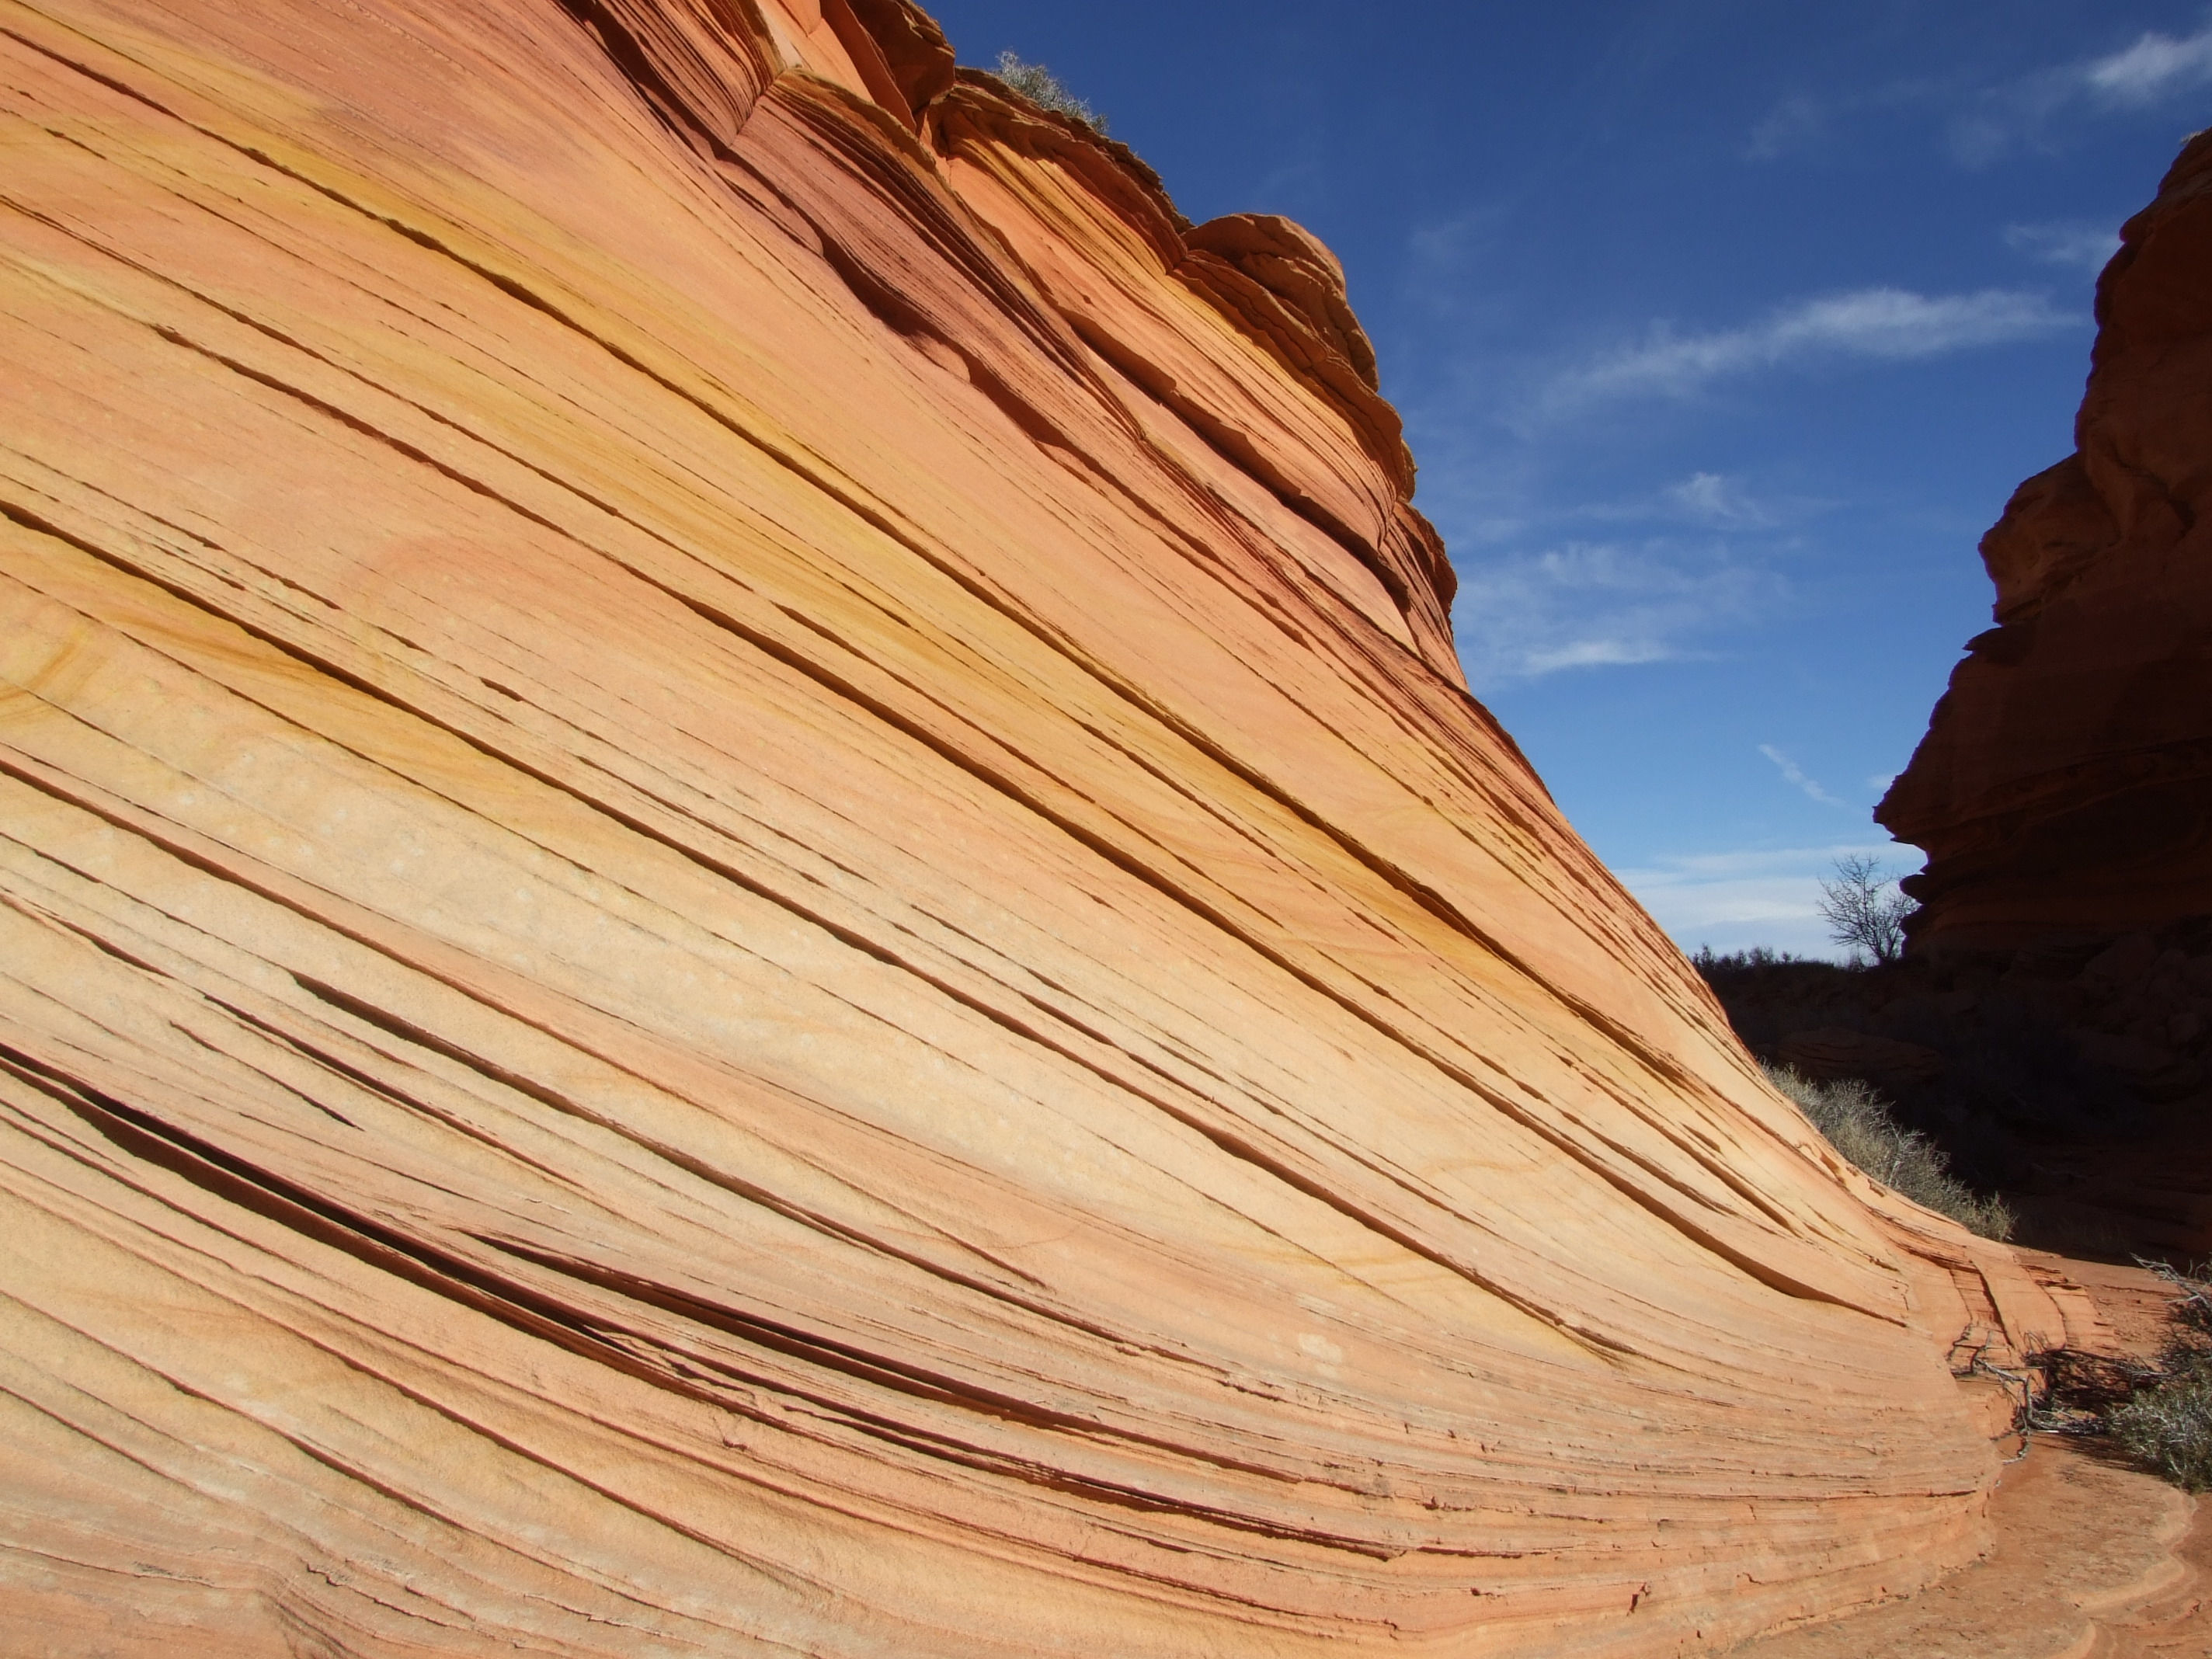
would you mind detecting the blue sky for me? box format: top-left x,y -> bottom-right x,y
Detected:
922,1 -> 2212,956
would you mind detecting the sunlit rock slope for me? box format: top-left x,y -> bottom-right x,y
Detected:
0,2 -> 2089,1654
1883,130 -> 2212,955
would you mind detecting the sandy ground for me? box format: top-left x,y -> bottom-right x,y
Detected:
1728,1255 -> 2212,1658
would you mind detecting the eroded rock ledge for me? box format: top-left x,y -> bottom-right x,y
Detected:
0,2 -> 2071,1654
1883,130 -> 2212,956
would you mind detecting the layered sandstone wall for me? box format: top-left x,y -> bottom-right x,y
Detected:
1882,130 -> 2212,955
0,2 -> 2076,1654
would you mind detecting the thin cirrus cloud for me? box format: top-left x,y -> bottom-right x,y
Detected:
2005,218 -> 2123,273
1662,471 -> 1774,527
1951,20 -> 2212,165
1619,843 -> 1914,956
1540,285 -> 2078,411
2083,20 -> 2212,105
1758,743 -> 1845,808
1744,92 -> 1828,161
1449,539 -> 1780,687
1548,471 -> 1790,530
1748,22 -> 2212,169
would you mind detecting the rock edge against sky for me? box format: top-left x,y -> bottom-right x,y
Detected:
1884,128 -> 2212,958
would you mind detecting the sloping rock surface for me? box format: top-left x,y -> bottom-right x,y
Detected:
0,2 -> 2071,1653
1882,131 -> 2212,955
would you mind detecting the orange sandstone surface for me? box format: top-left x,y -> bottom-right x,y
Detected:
0,3 -> 2095,1654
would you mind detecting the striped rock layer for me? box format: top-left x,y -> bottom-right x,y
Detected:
0,2 -> 2089,1654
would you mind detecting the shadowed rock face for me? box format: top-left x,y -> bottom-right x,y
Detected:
0,2 -> 2081,1654
1883,131 -> 2212,956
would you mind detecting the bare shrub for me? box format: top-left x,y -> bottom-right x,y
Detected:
2106,1261 -> 2212,1488
2108,1365 -> 2212,1488
1765,1063 -> 2014,1239
993,51 -> 1108,134
1817,853 -> 1916,965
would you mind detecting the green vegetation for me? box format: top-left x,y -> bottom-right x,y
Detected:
1764,1063 -> 2015,1240
993,50 -> 1108,135
1691,944 -> 1817,973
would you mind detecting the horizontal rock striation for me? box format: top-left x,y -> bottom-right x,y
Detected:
1882,130 -> 2212,955
0,2 -> 2072,1654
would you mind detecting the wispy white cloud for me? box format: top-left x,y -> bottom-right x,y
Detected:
1745,92 -> 1828,160
1541,471 -> 1798,532
1750,23 -> 2212,169
1406,210 -> 1496,276
1399,206 -> 1519,333
1450,540 -> 1779,687
1522,636 -> 1674,673
1663,471 -> 1774,527
1619,843 -> 1911,958
1759,743 -> 1845,807
2085,23 -> 2212,105
2005,218 -> 2122,273
1951,21 -> 2212,164
1744,80 -> 1944,164
1629,845 -> 1887,882
1866,771 -> 1898,795
1543,286 -> 2077,410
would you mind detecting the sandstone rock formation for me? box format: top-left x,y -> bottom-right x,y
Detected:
0,2 -> 2085,1653
1881,130 -> 2212,956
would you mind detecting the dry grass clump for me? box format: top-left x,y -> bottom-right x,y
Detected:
2109,1366 -> 2212,1488
1765,1063 -> 2015,1240
2106,1262 -> 2212,1489
993,51 -> 1108,134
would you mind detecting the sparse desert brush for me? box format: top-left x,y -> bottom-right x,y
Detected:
1691,944 -> 1817,974
2104,1262 -> 2212,1489
2108,1362 -> 2212,1488
993,51 -> 1108,134
1765,1063 -> 2015,1240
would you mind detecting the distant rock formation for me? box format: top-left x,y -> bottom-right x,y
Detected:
1883,130 -> 2212,956
0,2 -> 2083,1654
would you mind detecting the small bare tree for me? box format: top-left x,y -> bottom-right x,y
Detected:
1817,853 -> 1915,965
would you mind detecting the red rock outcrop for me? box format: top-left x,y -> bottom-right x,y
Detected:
1881,130 -> 2212,955
0,2 -> 2077,1654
